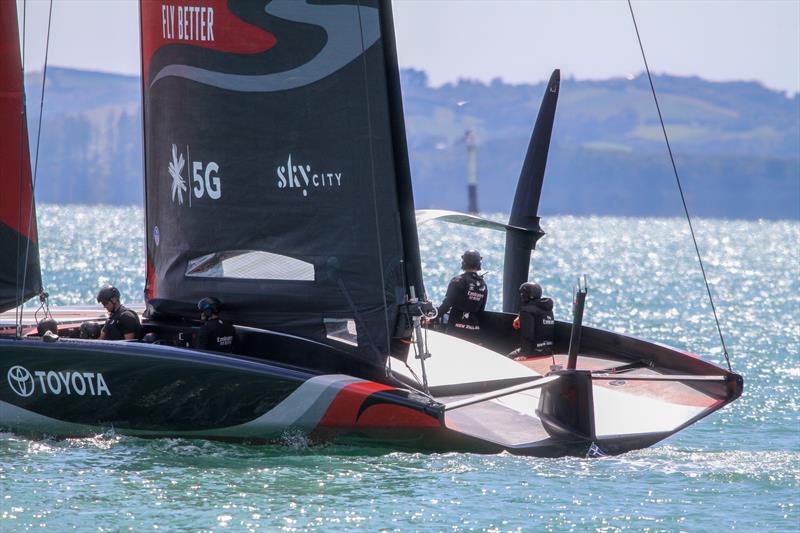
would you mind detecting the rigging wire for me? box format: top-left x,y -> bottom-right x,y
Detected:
627,0 -> 732,372
16,0 -> 53,337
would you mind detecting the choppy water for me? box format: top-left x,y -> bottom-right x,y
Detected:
2,205 -> 798,531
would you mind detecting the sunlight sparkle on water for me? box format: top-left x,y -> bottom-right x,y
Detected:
2,206 -> 797,531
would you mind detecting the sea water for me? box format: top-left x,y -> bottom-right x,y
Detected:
1,205 -> 797,532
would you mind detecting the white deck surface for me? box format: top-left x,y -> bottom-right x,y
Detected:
389,329 -> 540,391
592,383 -> 706,437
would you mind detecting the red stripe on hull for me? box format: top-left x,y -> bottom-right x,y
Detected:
356,404 -> 441,429
319,382 -> 439,429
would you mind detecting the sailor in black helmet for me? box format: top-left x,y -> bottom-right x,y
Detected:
196,297 -> 236,353
435,249 -> 488,340
510,282 -> 554,360
96,285 -> 141,340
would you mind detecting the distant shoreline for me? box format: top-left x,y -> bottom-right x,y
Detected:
36,203 -> 799,223
23,67 -> 800,220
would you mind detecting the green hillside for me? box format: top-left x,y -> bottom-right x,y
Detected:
24,67 -> 799,219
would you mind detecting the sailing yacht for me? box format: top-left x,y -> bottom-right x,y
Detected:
0,0 -> 742,457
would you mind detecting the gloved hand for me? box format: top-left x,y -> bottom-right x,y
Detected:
512,316 -> 520,330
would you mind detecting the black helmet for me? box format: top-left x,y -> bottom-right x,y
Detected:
79,321 -> 103,339
461,249 -> 482,270
37,318 -> 58,336
198,296 -> 222,319
96,285 -> 120,304
519,282 -> 542,302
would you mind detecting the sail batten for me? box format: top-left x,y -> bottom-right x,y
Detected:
141,0 -> 420,365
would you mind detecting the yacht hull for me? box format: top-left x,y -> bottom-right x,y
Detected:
0,337 -> 448,445
0,321 -> 743,458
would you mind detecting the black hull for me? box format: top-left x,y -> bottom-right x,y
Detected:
0,337 -> 438,443
0,312 -> 742,457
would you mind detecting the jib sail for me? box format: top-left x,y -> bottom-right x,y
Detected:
140,0 -> 423,365
0,1 -> 42,313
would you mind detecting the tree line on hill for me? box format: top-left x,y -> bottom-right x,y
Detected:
23,67 -> 799,219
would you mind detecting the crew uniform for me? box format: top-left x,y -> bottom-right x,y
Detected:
196,296 -> 236,353
197,318 -> 236,353
515,282 -> 554,357
438,250 -> 488,340
102,305 -> 141,341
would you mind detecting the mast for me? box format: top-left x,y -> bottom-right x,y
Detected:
502,70 -> 560,313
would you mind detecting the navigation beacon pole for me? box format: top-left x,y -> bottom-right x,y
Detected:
466,129 -> 478,215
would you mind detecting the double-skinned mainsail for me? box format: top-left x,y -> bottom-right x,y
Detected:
140,0 -> 424,365
0,1 -> 42,313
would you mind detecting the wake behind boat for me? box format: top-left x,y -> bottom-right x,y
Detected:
0,0 -> 741,457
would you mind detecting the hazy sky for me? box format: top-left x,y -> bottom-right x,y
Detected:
15,0 -> 800,95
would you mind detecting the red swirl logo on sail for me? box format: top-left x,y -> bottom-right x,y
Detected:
140,0 -> 277,81
144,1 -> 380,93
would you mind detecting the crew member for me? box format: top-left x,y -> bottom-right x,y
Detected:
36,318 -> 58,336
436,249 -> 488,340
196,297 -> 236,353
510,282 -> 554,360
96,285 -> 141,340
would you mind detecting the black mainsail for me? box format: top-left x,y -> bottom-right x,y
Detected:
0,1 -> 42,313
140,0 -> 423,365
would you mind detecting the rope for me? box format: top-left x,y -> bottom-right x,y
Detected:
17,0 -> 53,336
627,0 -> 732,372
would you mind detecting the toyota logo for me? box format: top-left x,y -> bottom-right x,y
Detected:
7,365 -> 35,397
